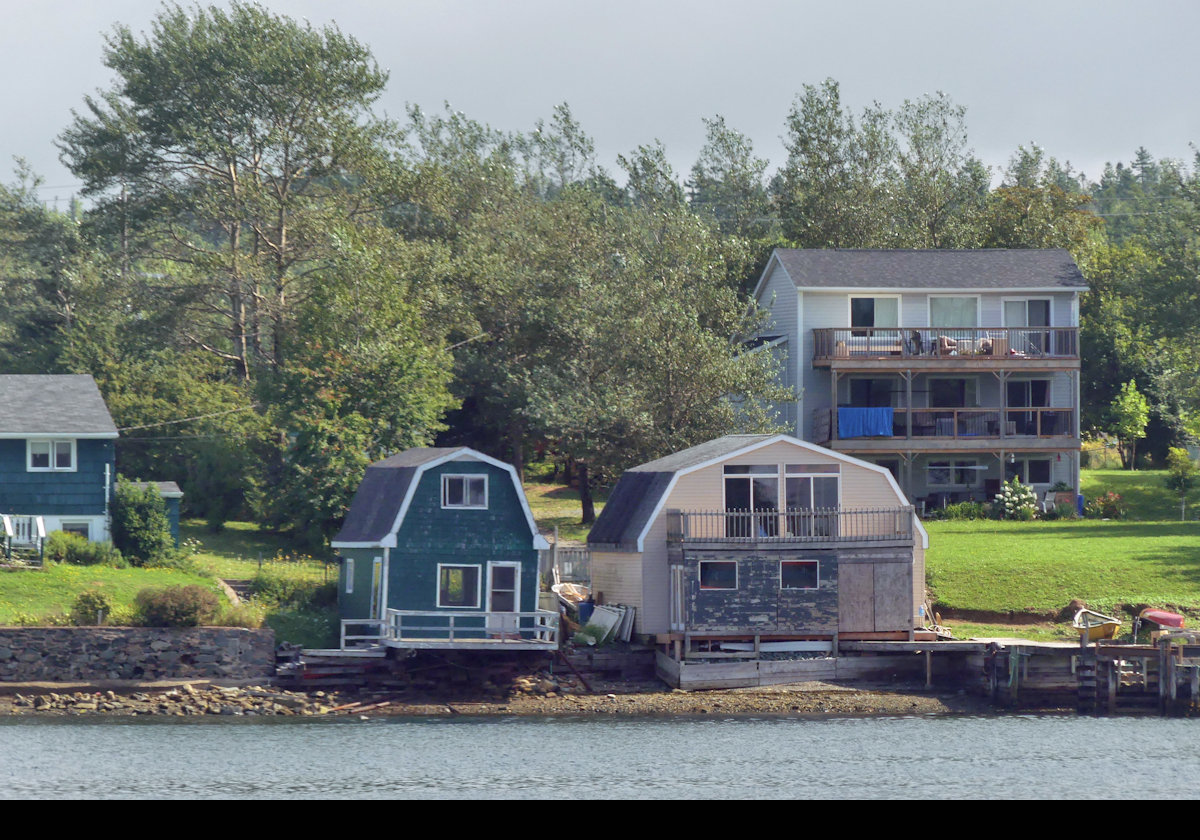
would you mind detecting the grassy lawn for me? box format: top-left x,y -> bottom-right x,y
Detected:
523,478 -> 607,544
925,518 -> 1200,617
1080,468 -> 1196,521
0,564 -> 219,625
182,519 -> 330,582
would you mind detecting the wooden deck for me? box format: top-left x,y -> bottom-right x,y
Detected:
341,609 -> 560,652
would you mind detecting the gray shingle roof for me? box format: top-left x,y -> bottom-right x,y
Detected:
0,375 -> 118,436
770,249 -> 1087,290
333,447 -> 468,545
588,435 -> 780,550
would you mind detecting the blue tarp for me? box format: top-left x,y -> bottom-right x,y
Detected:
838,407 -> 894,438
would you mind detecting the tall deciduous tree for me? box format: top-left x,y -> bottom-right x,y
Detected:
58,2 -> 392,380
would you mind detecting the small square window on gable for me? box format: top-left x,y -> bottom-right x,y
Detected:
442,474 -> 488,509
28,440 -> 75,472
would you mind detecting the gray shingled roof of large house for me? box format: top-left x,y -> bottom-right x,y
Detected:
769,248 -> 1087,290
333,447 -> 470,545
0,375 -> 118,436
588,435 -> 778,550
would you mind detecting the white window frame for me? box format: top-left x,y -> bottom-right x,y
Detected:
928,295 -> 981,328
437,563 -> 483,608
780,560 -> 820,591
59,521 -> 90,540
1007,457 -> 1053,486
27,439 -> 77,472
928,459 -> 982,488
848,294 -> 901,328
1001,297 -> 1053,328
441,474 -> 488,509
699,560 -> 738,591
344,557 -> 354,594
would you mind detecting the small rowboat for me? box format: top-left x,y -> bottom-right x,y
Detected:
1138,608 -> 1185,629
1073,608 -> 1121,641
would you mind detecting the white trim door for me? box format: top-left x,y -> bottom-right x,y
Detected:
486,562 -> 521,636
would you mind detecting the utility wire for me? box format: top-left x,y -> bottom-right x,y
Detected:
117,404 -> 258,432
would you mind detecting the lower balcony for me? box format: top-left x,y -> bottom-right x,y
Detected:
341,609 -> 560,651
814,407 -> 1076,448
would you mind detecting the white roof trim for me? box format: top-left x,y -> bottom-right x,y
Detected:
633,434 -> 928,551
0,432 -> 119,439
785,286 -> 1086,295
377,447 -> 547,550
751,251 -> 791,303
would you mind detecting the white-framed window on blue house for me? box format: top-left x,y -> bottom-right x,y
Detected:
438,564 -> 482,608
442,474 -> 487,509
28,439 -> 75,472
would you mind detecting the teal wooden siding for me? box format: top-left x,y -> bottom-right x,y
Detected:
388,462 -> 539,614
337,548 -> 383,621
0,439 -> 113,515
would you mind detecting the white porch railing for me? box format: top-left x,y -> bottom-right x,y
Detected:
1,514 -> 46,561
341,609 -> 560,649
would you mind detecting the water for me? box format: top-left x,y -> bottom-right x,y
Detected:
2,714 -> 1197,799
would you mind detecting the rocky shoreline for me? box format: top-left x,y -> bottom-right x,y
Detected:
0,675 -> 1003,719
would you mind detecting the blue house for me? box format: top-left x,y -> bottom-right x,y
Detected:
330,447 -> 557,650
0,375 -> 118,545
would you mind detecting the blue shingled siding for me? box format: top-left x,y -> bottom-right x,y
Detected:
388,461 -> 539,614
0,439 -> 114,515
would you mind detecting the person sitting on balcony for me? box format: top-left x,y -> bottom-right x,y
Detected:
906,330 -> 925,355
936,335 -> 958,355
977,337 -> 994,356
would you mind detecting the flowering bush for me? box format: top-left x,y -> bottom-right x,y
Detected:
993,477 -> 1038,520
1084,490 -> 1127,519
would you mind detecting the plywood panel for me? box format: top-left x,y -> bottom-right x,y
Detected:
873,562 -> 912,632
838,561 -> 874,633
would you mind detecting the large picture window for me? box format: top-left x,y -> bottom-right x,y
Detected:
28,440 -> 75,472
438,564 -> 481,608
442,474 -> 487,509
929,296 -> 979,328
929,460 -> 981,487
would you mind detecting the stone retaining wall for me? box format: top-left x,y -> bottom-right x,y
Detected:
0,627 -> 276,682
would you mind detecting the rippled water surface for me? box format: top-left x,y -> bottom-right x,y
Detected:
2,714 -> 1197,798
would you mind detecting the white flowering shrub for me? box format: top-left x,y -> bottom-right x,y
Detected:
993,477 -> 1037,520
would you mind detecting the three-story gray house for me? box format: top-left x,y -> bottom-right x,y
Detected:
753,249 -> 1086,509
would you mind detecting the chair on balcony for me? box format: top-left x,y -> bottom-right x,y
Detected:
936,335 -> 958,355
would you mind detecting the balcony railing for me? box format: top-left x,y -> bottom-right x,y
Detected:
340,609 -> 559,649
817,407 -> 1075,443
667,507 -> 915,544
813,327 -> 1079,361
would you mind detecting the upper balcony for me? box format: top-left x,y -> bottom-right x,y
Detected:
666,507 -> 916,548
813,327 -> 1079,369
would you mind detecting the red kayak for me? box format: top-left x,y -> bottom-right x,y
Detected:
1139,608 -> 1186,628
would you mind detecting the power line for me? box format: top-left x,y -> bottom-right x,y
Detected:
117,404 -> 258,432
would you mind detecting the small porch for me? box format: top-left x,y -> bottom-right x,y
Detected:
341,608 -> 559,651
1,514 -> 46,564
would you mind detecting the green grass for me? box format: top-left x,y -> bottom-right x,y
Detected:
1080,468 -> 1197,521
944,621 -> 1078,643
181,519 -> 328,580
0,563 -> 219,625
925,518 -> 1200,617
523,477 -> 607,543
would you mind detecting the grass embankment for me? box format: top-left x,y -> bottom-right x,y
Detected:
0,564 -> 218,625
926,468 -> 1200,639
0,520 -> 337,647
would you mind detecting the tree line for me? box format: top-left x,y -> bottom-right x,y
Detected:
2,2 -> 1197,543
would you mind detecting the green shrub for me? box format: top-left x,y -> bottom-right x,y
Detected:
250,568 -> 336,608
44,531 -> 126,567
112,479 -> 175,567
992,478 -> 1038,520
70,590 -> 113,625
1045,502 -> 1077,520
134,585 -> 221,627
931,501 -> 991,521
219,602 -> 266,629
1084,490 -> 1127,519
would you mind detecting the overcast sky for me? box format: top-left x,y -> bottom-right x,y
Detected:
4,0 -> 1200,210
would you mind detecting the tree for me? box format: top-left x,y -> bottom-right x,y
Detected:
1163,447 -> 1198,520
688,115 -> 772,241
774,78 -> 896,248
1110,380 -> 1150,469
58,2 -> 393,380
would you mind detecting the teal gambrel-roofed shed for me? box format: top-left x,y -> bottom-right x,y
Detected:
330,447 -> 557,650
